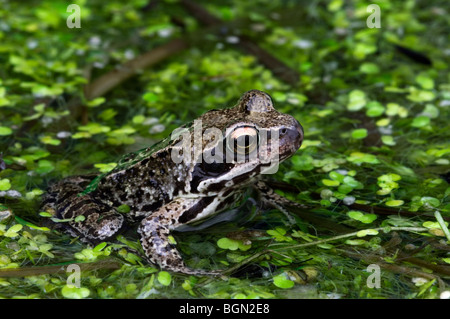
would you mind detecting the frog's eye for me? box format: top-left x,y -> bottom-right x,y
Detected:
227,126 -> 259,158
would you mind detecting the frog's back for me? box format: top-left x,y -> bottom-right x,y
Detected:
92,142 -> 191,221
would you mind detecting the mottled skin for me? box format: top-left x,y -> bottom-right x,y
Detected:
41,90 -> 303,275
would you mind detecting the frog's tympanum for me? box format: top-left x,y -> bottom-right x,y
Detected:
41,90 -> 303,275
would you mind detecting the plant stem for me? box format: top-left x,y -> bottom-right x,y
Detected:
434,210 -> 450,241
273,227 -> 428,251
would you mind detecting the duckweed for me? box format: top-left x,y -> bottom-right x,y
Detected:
0,0 -> 448,300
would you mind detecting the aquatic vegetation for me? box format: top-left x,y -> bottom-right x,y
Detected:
0,0 -> 448,299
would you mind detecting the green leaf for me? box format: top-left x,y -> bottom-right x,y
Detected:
329,171 -> 345,183
318,243 -> 334,249
0,126 -> 12,136
376,118 -> 390,127
421,104 -> 439,118
343,176 -> 362,188
267,227 -> 293,242
157,271 -> 172,286
322,179 -> 340,187
40,135 -> 61,146
117,204 -> 131,214
415,74 -> 434,90
327,0 -> 343,11
351,128 -> 368,139
74,215 -> 85,222
347,210 -> 377,224
359,62 -> 380,74
356,229 -> 379,237
411,116 -> 430,128
86,97 -> 106,107
78,123 -> 111,135
338,184 -> 353,194
61,285 -> 90,299
217,237 -> 239,250
217,238 -> 251,251
352,42 -> 377,60
273,273 -> 294,289
132,115 -> 146,124
347,90 -> 366,111
93,242 -> 107,252
423,221 -> 448,229
386,103 -> 400,116
347,152 -> 379,164
345,239 -> 367,246
381,135 -> 396,146
39,212 -> 53,217
385,200 -> 404,207
421,197 -> 440,208
365,102 -> 385,117
94,163 -> 117,173
0,179 -> 11,191
407,88 -> 435,102
35,160 -> 55,174
4,224 -> 23,237
143,92 -> 159,103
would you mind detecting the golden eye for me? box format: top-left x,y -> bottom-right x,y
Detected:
227,126 -> 259,156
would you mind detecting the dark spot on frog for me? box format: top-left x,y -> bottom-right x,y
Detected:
190,161 -> 231,192
141,201 -> 163,213
204,180 -> 228,193
157,150 -> 168,159
140,158 -> 150,166
221,188 -> 235,198
231,175 -> 249,186
65,199 -> 96,218
134,189 -> 144,200
146,179 -> 159,188
179,197 -> 214,224
118,192 -> 127,202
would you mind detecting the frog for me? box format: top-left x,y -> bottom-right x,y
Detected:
41,89 -> 304,275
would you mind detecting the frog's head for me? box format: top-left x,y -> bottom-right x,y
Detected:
234,90 -> 303,162
183,90 -> 303,194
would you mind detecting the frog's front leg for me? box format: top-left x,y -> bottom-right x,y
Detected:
254,181 -> 309,224
138,197 -> 220,276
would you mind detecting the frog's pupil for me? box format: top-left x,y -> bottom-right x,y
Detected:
244,136 -> 250,149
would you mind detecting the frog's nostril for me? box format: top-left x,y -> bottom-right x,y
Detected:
280,128 -> 288,136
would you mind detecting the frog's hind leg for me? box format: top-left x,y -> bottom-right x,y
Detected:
41,175 -> 125,244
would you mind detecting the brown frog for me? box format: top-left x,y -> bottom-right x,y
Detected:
41,90 -> 303,275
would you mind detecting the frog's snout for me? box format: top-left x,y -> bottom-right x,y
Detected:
293,120 -> 304,151
279,120 -> 303,157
